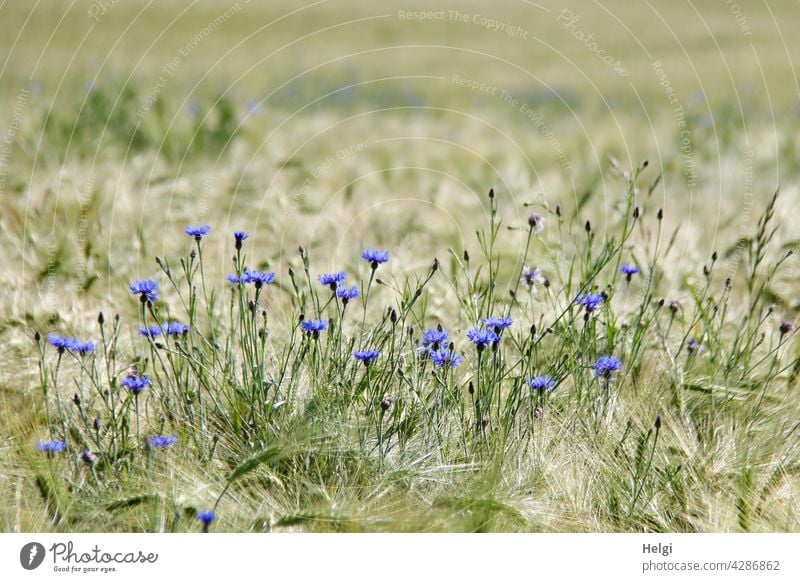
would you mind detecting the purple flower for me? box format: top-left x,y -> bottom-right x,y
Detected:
130,280 -> 159,303
318,271 -> 347,288
185,225 -> 211,239
621,263 -> 639,281
429,348 -> 462,368
123,375 -> 150,394
139,325 -> 162,338
421,328 -> 449,349
528,375 -> 556,393
483,316 -> 513,332
686,338 -> 700,354
354,349 -> 380,366
148,435 -> 178,448
233,231 -> 248,249
467,328 -> 499,351
76,341 -> 96,356
301,320 -> 328,336
336,285 -> 360,302
227,273 -> 241,284
47,334 -> 94,355
241,268 -> 275,288
577,293 -> 604,313
593,356 -> 622,380
48,333 -> 75,352
197,510 -> 215,526
361,248 -> 389,267
163,322 -> 189,336
36,440 -> 67,453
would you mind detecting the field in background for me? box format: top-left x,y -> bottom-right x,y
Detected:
1,0 -> 799,532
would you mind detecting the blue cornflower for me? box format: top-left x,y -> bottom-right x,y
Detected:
162,322 -> 189,336
76,341 -> 96,356
621,263 -> 639,277
429,348 -> 462,368
139,325 -> 162,338
197,510 -> 215,526
48,333 -> 78,352
233,231 -> 248,250
336,285 -> 360,302
594,356 -> 622,380
148,435 -> 178,448
130,280 -> 159,303
483,316 -> 513,332
241,269 -> 275,288
185,225 -> 211,240
687,338 -> 700,354
577,293 -> 604,313
318,271 -> 347,288
421,328 -> 449,348
354,349 -> 380,366
467,328 -> 499,351
528,375 -> 556,393
36,440 -> 67,453
301,320 -> 328,336
227,273 -> 241,284
47,334 -> 93,355
361,248 -> 390,267
123,375 -> 150,394
47,333 -> 69,350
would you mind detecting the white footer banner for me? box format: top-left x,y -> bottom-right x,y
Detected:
1,534 -> 798,581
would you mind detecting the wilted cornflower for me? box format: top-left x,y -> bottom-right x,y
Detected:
80,450 -> 99,466
130,279 -> 159,303
233,231 -> 248,250
36,440 -> 67,454
148,435 -> 178,448
361,248 -> 389,268
301,320 -> 328,337
318,271 -> 347,289
197,510 -> 215,532
528,212 -> 544,234
521,266 -> 547,292
185,225 -> 211,240
354,349 -> 380,366
429,348 -> 462,368
139,325 -> 162,338
593,356 -> 622,380
336,285 -> 360,303
421,328 -> 449,349
467,328 -> 499,352
621,263 -> 639,281
577,293 -> 604,313
162,322 -> 189,336
123,375 -> 150,395
780,320 -> 793,336
528,375 -> 556,393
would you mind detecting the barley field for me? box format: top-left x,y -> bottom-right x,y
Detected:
1,0 -> 800,533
